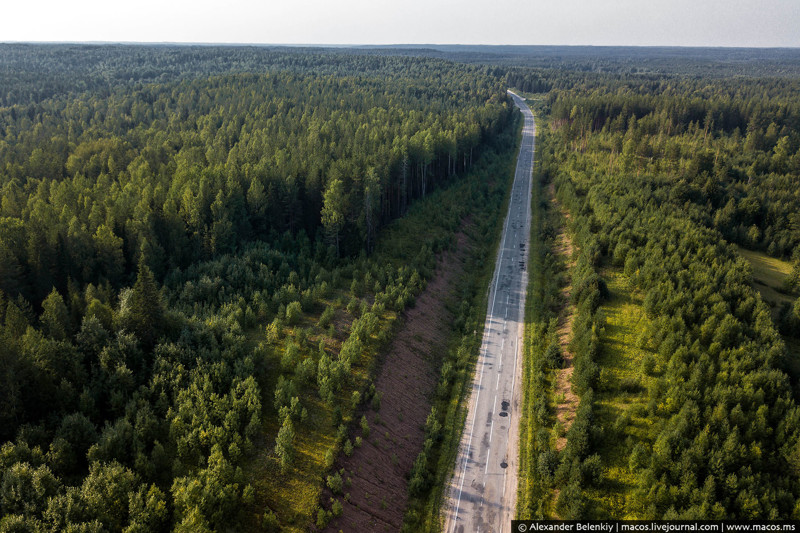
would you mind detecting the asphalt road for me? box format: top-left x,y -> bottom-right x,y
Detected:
442,90 -> 535,533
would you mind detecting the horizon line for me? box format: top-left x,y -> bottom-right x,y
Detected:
3,41 -> 800,51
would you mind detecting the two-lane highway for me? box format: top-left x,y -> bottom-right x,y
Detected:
443,90 -> 535,533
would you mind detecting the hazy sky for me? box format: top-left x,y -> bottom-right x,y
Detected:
4,0 -> 800,47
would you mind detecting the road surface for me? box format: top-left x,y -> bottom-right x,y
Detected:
442,90 -> 535,533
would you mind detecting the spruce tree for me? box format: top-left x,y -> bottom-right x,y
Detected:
40,288 -> 70,340
274,415 -> 295,473
126,259 -> 164,349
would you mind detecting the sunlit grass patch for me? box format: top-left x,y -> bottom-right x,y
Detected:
736,246 -> 794,307
584,268 -> 655,519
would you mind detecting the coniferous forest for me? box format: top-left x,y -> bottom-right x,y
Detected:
515,53 -> 800,519
2,43 -> 800,531
0,45 -> 514,532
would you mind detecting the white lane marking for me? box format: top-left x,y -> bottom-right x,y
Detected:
495,372 -> 500,390
453,343 -> 488,522
490,419 -> 494,443
452,133 -> 518,523
452,94 -> 534,530
497,337 -> 506,372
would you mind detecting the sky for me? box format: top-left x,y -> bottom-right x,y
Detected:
3,0 -> 800,48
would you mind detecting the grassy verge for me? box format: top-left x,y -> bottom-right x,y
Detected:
516,148 -> 562,517
510,89 -> 566,518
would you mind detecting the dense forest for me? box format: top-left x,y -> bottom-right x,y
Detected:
358,45 -> 800,78
515,61 -> 800,518
0,45 -> 514,531
3,42 -> 800,529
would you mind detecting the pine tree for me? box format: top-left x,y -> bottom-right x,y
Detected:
321,178 -> 347,257
274,415 -> 295,473
363,168 -> 381,252
125,259 -> 164,349
40,288 -> 70,340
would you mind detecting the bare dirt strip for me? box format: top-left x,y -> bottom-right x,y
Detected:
322,231 -> 470,532
548,182 -> 580,452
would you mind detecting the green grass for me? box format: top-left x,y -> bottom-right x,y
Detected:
736,246 -> 792,286
516,153 -> 562,518
584,268 -> 656,518
736,246 -> 794,308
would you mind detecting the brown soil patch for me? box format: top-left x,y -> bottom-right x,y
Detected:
547,182 -> 580,452
322,231 -> 471,532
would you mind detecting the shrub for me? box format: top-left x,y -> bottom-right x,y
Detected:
347,297 -> 361,317
316,508 -> 330,529
318,305 -> 335,328
285,301 -> 303,325
266,318 -> 283,343
350,278 -> 363,297
324,447 -> 336,470
262,509 -> 280,532
281,342 -> 300,372
327,471 -> 343,495
581,453 -> 603,486
331,498 -> 343,517
371,391 -> 382,411
543,341 -> 563,369
537,449 -> 559,483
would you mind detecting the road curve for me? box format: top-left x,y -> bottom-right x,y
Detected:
442,90 -> 535,533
